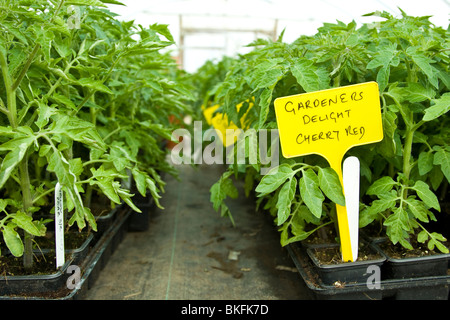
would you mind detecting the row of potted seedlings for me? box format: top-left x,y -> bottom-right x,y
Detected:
194,10 -> 449,299
0,1 -> 192,299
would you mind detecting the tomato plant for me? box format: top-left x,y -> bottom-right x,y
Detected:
203,10 -> 449,253
0,0 -> 192,269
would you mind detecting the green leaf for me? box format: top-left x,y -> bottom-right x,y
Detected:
149,23 -> 174,42
280,229 -> 316,247
433,147 -> 450,182
47,149 -> 87,229
417,230 -> 428,243
377,110 -> 397,158
36,101 -> 57,129
359,193 -> 396,228
405,198 -> 429,223
146,177 -> 163,209
13,211 -> 46,237
276,177 -> 297,226
50,93 -> 77,111
76,78 -> 113,94
366,176 -> 397,195
418,151 -> 434,176
64,0 -> 107,6
384,207 -> 412,247
84,207 -> 97,232
299,169 -> 324,219
401,83 -> 436,103
290,57 -> 329,92
117,188 -> 142,213
423,93 -> 450,121
0,135 -> 35,189
90,168 -> 122,205
100,0 -> 125,4
132,168 -> 147,197
411,180 -> 440,211
145,123 -> 173,141
210,171 -> 238,212
219,203 -> 234,225
255,164 -> 295,196
366,43 -> 397,92
247,59 -> 284,91
318,167 -> 345,206
428,233 -> 449,253
2,224 -> 24,257
258,87 -> 273,128
406,46 -> 439,89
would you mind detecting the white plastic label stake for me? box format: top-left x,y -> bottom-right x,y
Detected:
55,182 -> 65,269
343,156 -> 360,261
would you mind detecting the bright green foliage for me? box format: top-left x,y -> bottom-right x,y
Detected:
196,10 -> 449,252
0,1 -> 192,266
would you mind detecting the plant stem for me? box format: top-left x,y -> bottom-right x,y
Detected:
0,31 -> 36,269
0,49 -> 17,128
12,44 -> 40,92
18,152 -> 34,269
401,126 -> 414,201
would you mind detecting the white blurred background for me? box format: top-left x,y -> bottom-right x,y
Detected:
106,0 -> 450,73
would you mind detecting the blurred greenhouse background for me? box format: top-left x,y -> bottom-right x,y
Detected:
107,0 -> 449,73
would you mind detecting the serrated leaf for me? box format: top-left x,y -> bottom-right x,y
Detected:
13,211 -> 46,237
290,57 -> 329,92
423,93 -> 450,121
318,167 -> 345,206
384,207 -> 411,247
405,198 -> 429,222
2,224 -> 24,257
132,168 -> 147,197
418,151 -> 434,176
411,180 -> 440,211
433,147 -> 450,182
359,195 -> 396,228
255,164 -> 295,196
276,177 -> 297,226
146,177 -> 163,209
402,83 -> 436,102
0,135 -> 35,189
50,93 -> 77,111
247,59 -> 284,91
406,46 -> 439,89
117,188 -> 141,213
299,169 -> 324,219
65,0 -> 106,6
77,78 -> 113,94
417,230 -> 428,243
90,169 -> 121,204
210,172 -> 238,212
258,87 -> 273,128
366,176 -> 397,195
84,207 -> 97,232
366,43 -> 397,92
149,23 -> 174,42
427,233 -> 449,253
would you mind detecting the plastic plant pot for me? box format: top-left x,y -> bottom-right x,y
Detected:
306,243 -> 386,286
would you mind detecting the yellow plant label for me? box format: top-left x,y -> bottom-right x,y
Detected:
274,81 -> 383,165
202,101 -> 253,147
274,81 -> 383,262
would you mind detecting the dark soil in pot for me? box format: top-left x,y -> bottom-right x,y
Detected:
313,241 -> 384,265
34,231 -> 91,250
373,239 -> 450,279
378,238 -> 450,260
31,231 -> 93,265
0,252 -> 69,277
307,242 -> 386,286
300,224 -> 338,247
